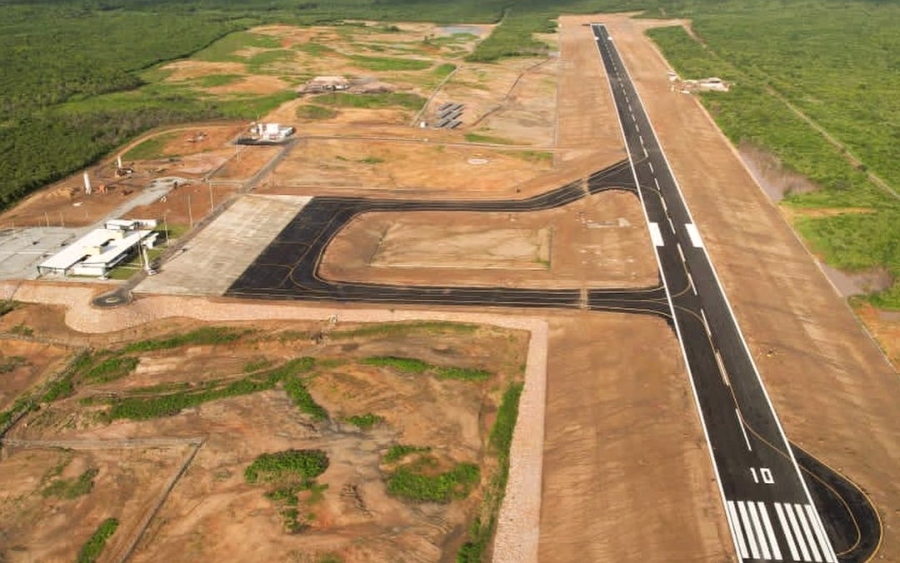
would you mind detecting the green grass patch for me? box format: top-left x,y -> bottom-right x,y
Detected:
348,54 -> 431,72
77,517 -> 118,563
315,92 -> 426,111
194,30 -> 281,63
504,150 -> 552,163
82,356 -> 139,384
296,104 -> 338,120
42,468 -> 98,500
328,321 -> 477,340
0,300 -> 16,318
283,371 -> 328,421
386,459 -> 480,503
122,327 -> 248,353
344,413 -> 384,430
467,11 -> 554,63
384,444 -> 431,463
122,131 -> 179,161
360,156 -> 385,165
433,63 -> 457,78
106,357 -> 313,420
457,381 -> 523,561
295,43 -> 336,57
363,356 -> 491,381
196,74 -> 244,88
9,323 -> 33,337
645,26 -> 736,80
363,356 -> 430,373
465,132 -> 516,145
245,449 -> 329,485
247,49 -> 296,73
41,351 -> 92,403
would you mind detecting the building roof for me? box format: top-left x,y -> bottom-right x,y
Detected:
38,227 -> 151,273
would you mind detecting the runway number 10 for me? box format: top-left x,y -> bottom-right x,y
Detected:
751,467 -> 775,485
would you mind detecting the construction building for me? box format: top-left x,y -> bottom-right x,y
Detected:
37,219 -> 159,278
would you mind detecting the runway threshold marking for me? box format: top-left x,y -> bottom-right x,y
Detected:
774,503 -> 802,561
685,223 -> 704,248
735,409 -> 752,451
648,222 -> 665,247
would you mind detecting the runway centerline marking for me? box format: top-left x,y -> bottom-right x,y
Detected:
736,409 -> 752,451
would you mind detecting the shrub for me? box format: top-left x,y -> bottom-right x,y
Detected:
244,449 -> 329,485
77,517 -> 119,563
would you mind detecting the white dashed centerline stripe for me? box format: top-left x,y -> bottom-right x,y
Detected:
648,161 -> 654,173
806,505 -> 837,562
738,501 -> 761,560
758,502 -> 783,560
748,502 -> 772,560
735,409 -> 752,451
785,503 -> 812,562
775,503 -> 801,561
796,504 -> 823,561
725,501 -> 750,559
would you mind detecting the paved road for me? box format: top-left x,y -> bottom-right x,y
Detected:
592,24 -> 841,563
226,159 -> 670,316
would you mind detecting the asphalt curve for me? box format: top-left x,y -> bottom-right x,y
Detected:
226,158 -> 670,317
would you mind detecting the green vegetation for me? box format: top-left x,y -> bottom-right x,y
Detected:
363,356 -> 491,381
244,449 -> 329,484
385,455 -> 480,503
384,444 -> 431,463
295,43 -> 336,57
433,63 -> 458,79
467,10 -> 554,63
457,382 -> 523,562
328,321 -> 478,340
122,132 -> 179,161
196,74 -> 244,88
246,449 -> 330,532
465,132 -> 516,145
122,326 -> 248,353
348,55 -> 432,72
315,92 -> 426,111
360,156 -> 385,165
647,16 -> 900,308
283,371 -> 328,421
9,323 -> 33,337
107,357 -> 314,420
41,351 -> 92,403
82,356 -> 140,384
0,355 -> 27,375
77,517 -> 119,563
344,413 -> 384,429
0,300 -> 17,318
42,468 -> 99,500
296,104 -> 338,120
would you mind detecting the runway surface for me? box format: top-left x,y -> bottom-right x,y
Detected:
591,24 -> 876,563
220,24 -> 879,563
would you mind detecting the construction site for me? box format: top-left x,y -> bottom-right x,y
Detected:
0,14 -> 899,563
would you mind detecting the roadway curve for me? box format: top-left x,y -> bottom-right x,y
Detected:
226,158 -> 670,317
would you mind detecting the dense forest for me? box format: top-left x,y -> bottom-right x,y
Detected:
0,0 -> 897,305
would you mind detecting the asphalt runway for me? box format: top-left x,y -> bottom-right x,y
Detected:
592,24 -> 877,563
226,159 -> 670,317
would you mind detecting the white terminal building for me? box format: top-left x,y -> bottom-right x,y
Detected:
37,219 -> 159,278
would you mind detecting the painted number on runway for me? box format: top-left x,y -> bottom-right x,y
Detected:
750,467 -> 775,485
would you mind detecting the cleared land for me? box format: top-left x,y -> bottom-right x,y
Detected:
0,301 -> 527,562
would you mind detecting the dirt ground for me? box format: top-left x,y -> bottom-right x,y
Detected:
0,339 -> 69,412
583,11 -> 900,560
320,191 -> 658,289
0,309 -> 528,562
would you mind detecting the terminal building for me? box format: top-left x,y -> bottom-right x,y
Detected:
37,219 -> 159,278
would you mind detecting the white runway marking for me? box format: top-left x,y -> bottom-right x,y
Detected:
685,223 -> 704,248
806,505 -> 837,562
676,242 -> 685,262
738,501 -> 762,559
726,501 -> 750,559
667,217 -> 676,234
784,503 -> 812,561
759,502 -> 783,560
735,409 -> 752,451
648,162 -> 654,173
795,503 -> 822,562
775,503 -> 801,561
648,222 -> 665,247
748,502 -> 772,560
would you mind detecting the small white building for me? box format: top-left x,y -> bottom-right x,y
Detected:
37,219 -> 158,278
